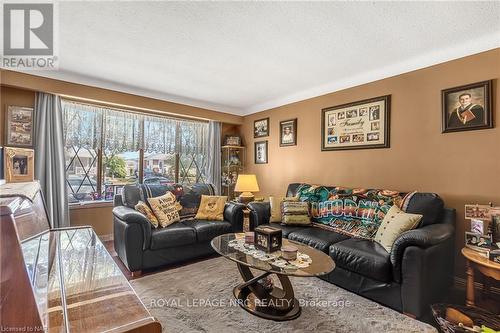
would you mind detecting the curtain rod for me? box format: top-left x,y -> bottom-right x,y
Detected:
59,95 -> 210,124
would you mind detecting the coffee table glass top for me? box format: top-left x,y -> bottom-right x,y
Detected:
211,233 -> 335,277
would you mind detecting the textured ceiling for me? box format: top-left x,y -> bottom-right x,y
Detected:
31,1 -> 500,115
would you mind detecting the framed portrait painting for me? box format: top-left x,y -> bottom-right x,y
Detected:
254,117 -> 269,138
5,106 -> 34,147
321,95 -> 390,151
442,80 -> 492,133
254,141 -> 268,164
280,118 -> 297,147
4,147 -> 35,183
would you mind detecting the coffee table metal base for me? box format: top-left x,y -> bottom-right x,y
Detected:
233,263 -> 301,321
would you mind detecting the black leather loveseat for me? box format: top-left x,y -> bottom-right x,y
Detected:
248,183 -> 456,319
113,183 -> 245,275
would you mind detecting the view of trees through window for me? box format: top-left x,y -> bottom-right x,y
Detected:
63,100 -> 208,203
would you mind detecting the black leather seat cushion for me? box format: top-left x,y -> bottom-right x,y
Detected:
184,219 -> 233,242
329,238 -> 392,282
288,227 -> 349,252
258,223 -> 308,237
150,222 -> 196,250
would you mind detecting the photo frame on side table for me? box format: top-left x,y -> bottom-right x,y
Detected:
442,80 -> 493,133
254,141 -> 268,164
5,106 -> 34,148
321,95 -> 390,151
4,147 -> 35,183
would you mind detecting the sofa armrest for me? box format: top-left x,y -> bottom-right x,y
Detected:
391,222 -> 455,282
113,206 -> 152,249
247,201 -> 270,230
224,201 -> 246,232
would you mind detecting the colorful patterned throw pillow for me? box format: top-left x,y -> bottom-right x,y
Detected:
135,201 -> 159,228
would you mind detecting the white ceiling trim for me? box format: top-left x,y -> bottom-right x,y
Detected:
243,32 -> 500,115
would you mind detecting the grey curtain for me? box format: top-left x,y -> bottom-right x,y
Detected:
35,92 -> 70,228
206,121 -> 222,194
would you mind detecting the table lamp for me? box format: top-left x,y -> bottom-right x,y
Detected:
234,174 -> 259,204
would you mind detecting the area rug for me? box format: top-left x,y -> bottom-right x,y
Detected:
130,257 -> 436,333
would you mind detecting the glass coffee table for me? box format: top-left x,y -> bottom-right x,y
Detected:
211,233 -> 335,321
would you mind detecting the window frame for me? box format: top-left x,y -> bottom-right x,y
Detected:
63,101 -> 208,202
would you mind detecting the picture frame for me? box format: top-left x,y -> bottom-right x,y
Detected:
280,118 -> 297,147
5,106 -> 34,148
224,135 -> 241,146
465,231 -> 493,250
442,80 -> 493,133
321,95 -> 390,151
464,204 -> 491,220
254,140 -> 268,164
254,117 -> 269,138
3,147 -> 35,183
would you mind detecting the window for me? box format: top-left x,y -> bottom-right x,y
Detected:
62,100 -> 209,203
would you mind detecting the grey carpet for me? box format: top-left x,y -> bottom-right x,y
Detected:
130,257 -> 436,333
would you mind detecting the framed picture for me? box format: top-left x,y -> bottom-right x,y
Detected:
4,147 -> 34,183
464,204 -> 491,220
465,231 -> 493,249
254,117 -> 269,138
5,106 -> 34,147
224,135 -> 241,146
254,140 -> 268,164
321,95 -> 390,151
442,80 -> 493,133
280,118 -> 297,147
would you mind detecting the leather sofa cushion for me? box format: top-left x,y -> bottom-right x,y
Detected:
405,192 -> 444,227
258,223 -> 308,237
329,238 -> 392,282
150,222 -> 196,250
185,219 -> 233,242
288,227 -> 349,253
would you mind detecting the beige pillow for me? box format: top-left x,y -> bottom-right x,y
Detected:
194,195 -> 228,221
135,201 -> 159,228
148,192 -> 181,227
282,214 -> 311,225
269,196 -> 299,222
374,205 -> 423,252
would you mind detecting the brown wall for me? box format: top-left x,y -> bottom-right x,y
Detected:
242,48 -> 500,277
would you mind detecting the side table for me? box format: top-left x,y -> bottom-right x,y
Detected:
462,247 -> 500,307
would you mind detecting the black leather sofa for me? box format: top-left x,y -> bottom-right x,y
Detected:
113,183 -> 245,275
248,183 -> 456,319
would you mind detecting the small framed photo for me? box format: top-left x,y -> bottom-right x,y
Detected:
5,106 -> 34,147
254,140 -> 268,164
280,118 -> 297,147
4,147 -> 34,183
224,135 -> 241,146
465,231 -> 492,249
254,118 -> 269,138
465,204 -> 491,220
470,219 -> 484,234
442,80 -> 493,133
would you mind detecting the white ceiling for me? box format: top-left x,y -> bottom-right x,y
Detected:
27,1 -> 500,115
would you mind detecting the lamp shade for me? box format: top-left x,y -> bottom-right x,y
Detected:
234,174 -> 260,193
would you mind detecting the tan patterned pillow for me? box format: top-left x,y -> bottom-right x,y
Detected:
135,201 -> 159,228
148,192 -> 181,227
374,205 -> 422,252
269,196 -> 299,222
194,195 -> 228,221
